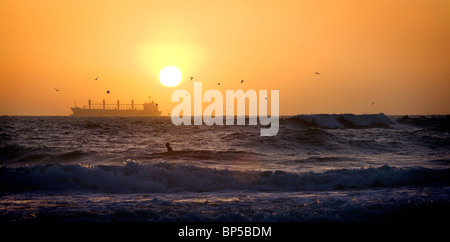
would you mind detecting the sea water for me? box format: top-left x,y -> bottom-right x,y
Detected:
0,114 -> 449,222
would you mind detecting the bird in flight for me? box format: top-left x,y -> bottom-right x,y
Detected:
53,88 -> 60,92
241,80 -> 244,84
218,82 -> 220,85
316,72 -> 320,75
94,77 -> 98,81
190,77 -> 193,81
106,90 -> 110,94
372,102 -> 375,107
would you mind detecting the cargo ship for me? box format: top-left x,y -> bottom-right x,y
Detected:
71,97 -> 162,117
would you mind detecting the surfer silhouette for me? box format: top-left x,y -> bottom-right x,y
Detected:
166,142 -> 173,152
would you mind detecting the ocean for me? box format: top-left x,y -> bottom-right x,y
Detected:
0,114 -> 449,222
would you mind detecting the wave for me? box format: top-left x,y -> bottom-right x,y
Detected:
397,115 -> 450,131
0,145 -> 97,165
287,113 -> 393,129
1,161 -> 448,193
147,150 -> 260,161
281,156 -> 357,164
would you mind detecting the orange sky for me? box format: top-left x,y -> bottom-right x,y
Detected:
1,0 -> 449,116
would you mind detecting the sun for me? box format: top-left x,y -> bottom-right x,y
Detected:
159,66 -> 182,87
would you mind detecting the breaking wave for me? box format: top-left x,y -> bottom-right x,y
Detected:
1,161 -> 448,193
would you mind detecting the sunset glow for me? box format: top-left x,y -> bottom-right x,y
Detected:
0,0 -> 449,115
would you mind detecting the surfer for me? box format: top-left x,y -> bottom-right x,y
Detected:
166,142 -> 173,152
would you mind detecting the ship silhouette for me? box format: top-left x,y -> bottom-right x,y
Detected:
71,97 -> 161,117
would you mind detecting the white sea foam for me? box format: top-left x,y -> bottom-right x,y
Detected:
1,161 -> 448,193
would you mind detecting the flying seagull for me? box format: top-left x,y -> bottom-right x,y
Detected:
218,82 -> 220,85
94,77 -> 98,81
241,80 -> 244,84
190,77 -> 193,81
316,72 -> 320,75
372,102 -> 375,107
53,88 -> 60,92
106,90 -> 110,94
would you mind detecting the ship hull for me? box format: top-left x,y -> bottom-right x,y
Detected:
71,107 -> 161,117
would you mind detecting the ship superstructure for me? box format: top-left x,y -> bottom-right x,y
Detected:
71,97 -> 161,117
